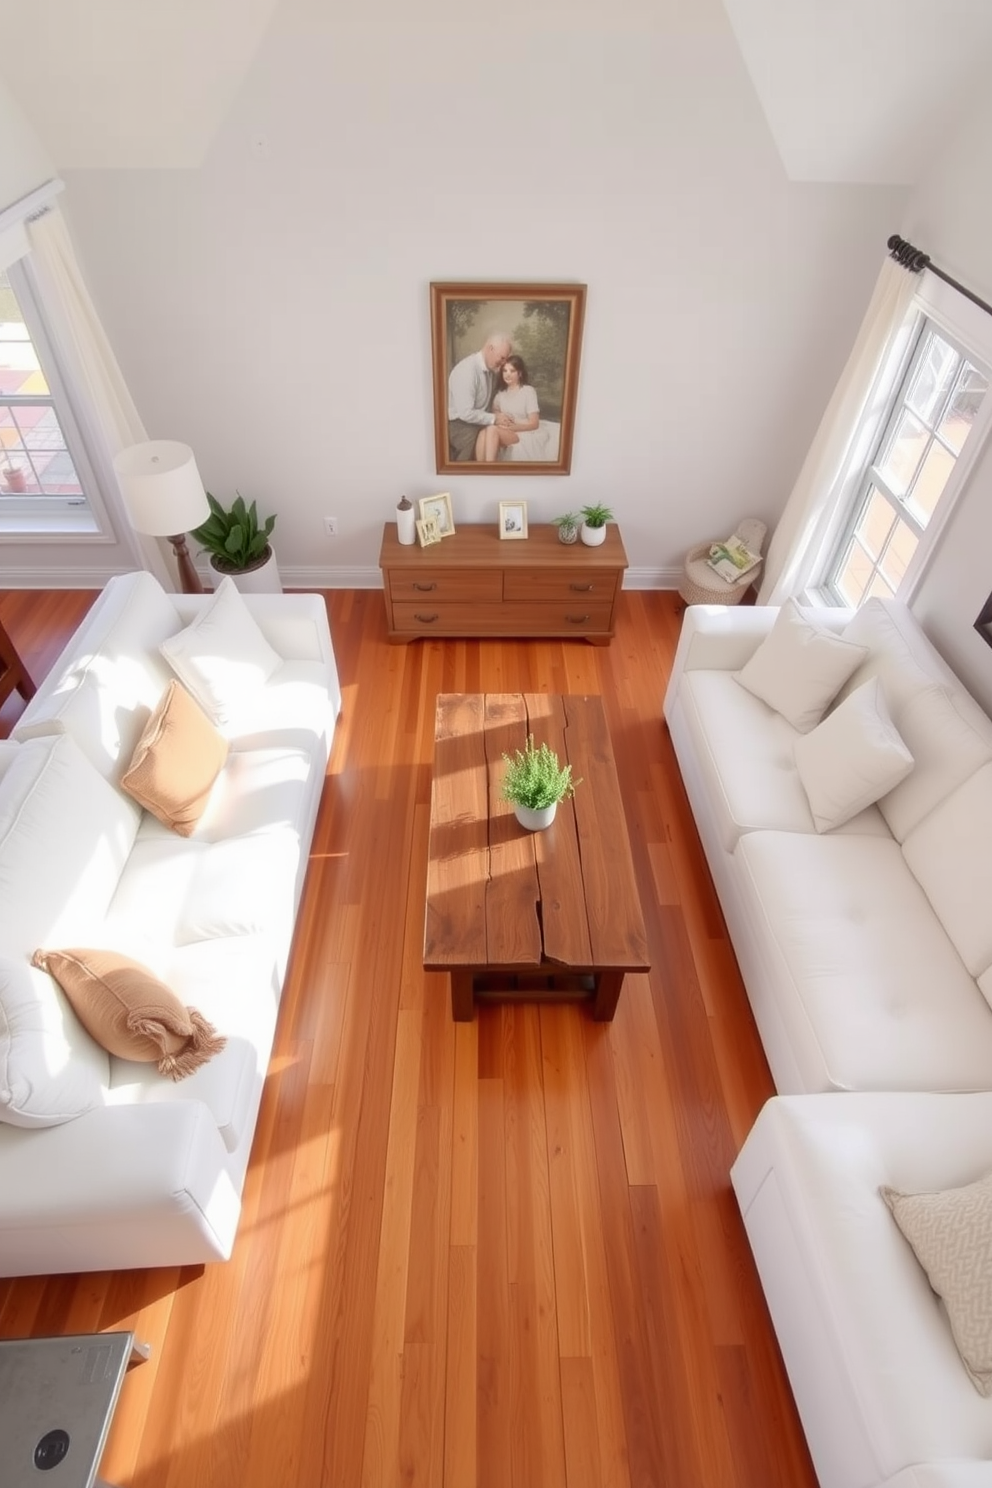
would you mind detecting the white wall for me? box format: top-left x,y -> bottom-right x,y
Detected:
0,84 -> 54,213
29,0 -> 902,588
904,86 -> 992,712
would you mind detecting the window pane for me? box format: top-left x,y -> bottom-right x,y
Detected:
0,270 -> 81,497
879,520 -> 919,591
855,487 -> 897,559
906,332 -> 958,424
939,365 -> 990,454
835,537 -> 873,606
878,410 -> 927,496
908,440 -> 954,524
865,571 -> 896,601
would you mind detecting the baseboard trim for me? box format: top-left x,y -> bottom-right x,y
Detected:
0,563 -> 679,591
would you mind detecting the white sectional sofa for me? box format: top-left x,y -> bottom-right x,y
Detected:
664,598 -> 992,1488
0,570 -> 340,1276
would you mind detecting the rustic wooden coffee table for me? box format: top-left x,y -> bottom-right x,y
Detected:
424,692 -> 649,1021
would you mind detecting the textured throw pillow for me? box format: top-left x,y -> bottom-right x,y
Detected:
121,680 -> 228,836
882,1171 -> 992,1396
793,676 -> 915,832
160,577 -> 282,726
32,947 -> 226,1082
735,599 -> 868,733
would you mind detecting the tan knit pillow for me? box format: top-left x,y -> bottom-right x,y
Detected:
32,948 -> 226,1081
882,1171 -> 992,1395
121,680 -> 228,836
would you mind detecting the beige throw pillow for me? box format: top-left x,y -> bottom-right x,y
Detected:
735,599 -> 868,733
121,680 -> 228,836
32,947 -> 226,1082
881,1171 -> 992,1395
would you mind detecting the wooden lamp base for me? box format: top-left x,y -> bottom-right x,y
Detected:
168,533 -> 204,594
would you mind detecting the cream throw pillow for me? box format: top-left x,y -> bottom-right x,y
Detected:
882,1171 -> 992,1396
121,680 -> 228,836
793,677 -> 915,832
160,577 -> 282,725
735,599 -> 868,733
32,947 -> 226,1082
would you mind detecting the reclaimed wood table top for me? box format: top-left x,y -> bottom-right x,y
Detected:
424,693 -> 649,984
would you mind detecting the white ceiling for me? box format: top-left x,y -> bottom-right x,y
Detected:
0,0 -> 989,180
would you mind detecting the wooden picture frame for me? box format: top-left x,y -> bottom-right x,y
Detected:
430,282 -> 586,476
498,501 -> 528,540
416,515 -> 442,548
418,491 -> 455,537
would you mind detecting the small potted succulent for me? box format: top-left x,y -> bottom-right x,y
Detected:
500,734 -> 580,831
552,511 -> 581,545
191,491 -> 281,593
579,502 -> 614,547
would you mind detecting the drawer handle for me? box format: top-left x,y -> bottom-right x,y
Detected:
415,612 -> 439,623
569,583 -> 594,592
566,613 -> 591,624
413,582 -> 437,592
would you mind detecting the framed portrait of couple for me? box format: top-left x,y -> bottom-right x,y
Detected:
430,281 -> 586,477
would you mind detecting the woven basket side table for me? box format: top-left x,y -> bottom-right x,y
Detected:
678,517 -> 767,607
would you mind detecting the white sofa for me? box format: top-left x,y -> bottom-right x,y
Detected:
0,570 -> 341,1276
664,598 -> 992,1488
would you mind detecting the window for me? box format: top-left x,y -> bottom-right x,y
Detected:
0,262 -> 101,534
821,308 -> 991,608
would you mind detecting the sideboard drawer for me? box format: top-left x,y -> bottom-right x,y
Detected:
503,569 -> 619,603
388,568 -> 502,603
391,601 -> 614,635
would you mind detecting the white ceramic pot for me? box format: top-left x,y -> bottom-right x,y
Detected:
580,522 -> 607,546
211,546 -> 283,594
514,801 -> 557,831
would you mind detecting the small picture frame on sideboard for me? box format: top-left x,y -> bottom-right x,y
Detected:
419,492 -> 455,538
416,515 -> 442,548
499,501 -> 528,540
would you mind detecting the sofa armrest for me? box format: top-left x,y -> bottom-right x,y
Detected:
881,1465 -> 992,1486
0,1100 -> 241,1276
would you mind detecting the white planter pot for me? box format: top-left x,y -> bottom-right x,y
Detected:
580,523 -> 607,547
514,801 -> 557,831
211,546 -> 283,594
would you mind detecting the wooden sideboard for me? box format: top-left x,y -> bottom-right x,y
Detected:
378,522 -> 628,644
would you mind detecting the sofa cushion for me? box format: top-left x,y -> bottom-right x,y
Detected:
160,578 -> 282,726
902,763 -> 992,982
734,831 -> 992,1092
0,955 -> 109,1128
794,677 -> 915,832
11,570 -> 182,786
33,947 -> 226,1081
0,735 -> 139,959
121,680 -> 229,836
838,600 -> 992,841
735,599 -> 868,733
679,670 -> 892,850
882,1170 -> 992,1396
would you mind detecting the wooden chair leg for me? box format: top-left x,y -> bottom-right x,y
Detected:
0,617 -> 36,705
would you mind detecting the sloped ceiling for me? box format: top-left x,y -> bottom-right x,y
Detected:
0,0 -> 989,180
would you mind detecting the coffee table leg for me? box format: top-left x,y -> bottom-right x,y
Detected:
451,971 -> 475,1022
592,970 -> 624,1021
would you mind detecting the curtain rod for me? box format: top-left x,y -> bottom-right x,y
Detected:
888,233 -> 992,321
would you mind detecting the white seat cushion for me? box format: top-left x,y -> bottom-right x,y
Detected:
734,831 -> 992,1092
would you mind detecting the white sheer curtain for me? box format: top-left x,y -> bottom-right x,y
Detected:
757,258 -> 919,605
25,205 -> 175,589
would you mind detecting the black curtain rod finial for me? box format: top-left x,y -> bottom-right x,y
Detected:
887,234 -> 931,274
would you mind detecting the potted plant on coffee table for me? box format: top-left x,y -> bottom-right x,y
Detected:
579,502 -> 614,547
191,491 -> 281,593
500,734 -> 580,831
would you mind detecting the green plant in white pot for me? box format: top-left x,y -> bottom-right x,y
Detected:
579,502 -> 614,547
500,734 -> 580,831
552,511 -> 581,545
191,491 -> 281,593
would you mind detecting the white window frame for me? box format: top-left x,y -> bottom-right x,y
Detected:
805,271 -> 992,608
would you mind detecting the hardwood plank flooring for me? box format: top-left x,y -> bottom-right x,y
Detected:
0,586 -> 816,1488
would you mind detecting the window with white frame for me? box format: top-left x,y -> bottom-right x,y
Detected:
0,260 -> 101,534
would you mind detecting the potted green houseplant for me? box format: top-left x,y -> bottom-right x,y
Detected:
191,491 -> 281,593
579,502 -> 614,548
500,734 -> 580,831
551,511 -> 581,545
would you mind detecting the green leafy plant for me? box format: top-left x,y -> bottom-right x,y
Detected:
191,491 -> 276,573
580,502 -> 614,529
551,511 -> 580,532
500,735 -> 581,810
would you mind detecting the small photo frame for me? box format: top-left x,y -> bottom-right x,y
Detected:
417,515 -> 442,547
419,491 -> 455,537
499,500 -> 528,540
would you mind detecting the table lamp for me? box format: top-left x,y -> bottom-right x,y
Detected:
113,440 -> 211,594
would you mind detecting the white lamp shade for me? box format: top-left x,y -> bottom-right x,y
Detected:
113,440 -> 210,537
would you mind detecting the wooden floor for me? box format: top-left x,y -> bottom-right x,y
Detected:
0,587 -> 816,1488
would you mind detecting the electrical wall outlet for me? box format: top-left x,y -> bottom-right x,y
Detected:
323,516 -> 338,536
